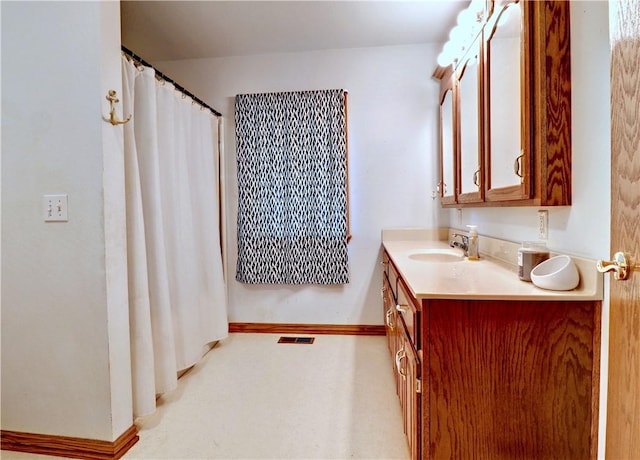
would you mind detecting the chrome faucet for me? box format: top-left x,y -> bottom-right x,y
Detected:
450,233 -> 469,256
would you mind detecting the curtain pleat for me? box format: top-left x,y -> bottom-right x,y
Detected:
122,56 -> 228,418
122,60 -> 158,416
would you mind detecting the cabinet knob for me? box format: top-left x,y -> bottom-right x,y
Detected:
395,349 -> 407,378
385,308 -> 395,329
513,152 -> 525,183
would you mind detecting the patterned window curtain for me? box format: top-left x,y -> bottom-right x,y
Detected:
235,89 -> 349,285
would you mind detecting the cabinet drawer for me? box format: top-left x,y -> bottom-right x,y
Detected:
383,251 -> 400,303
382,251 -> 390,279
396,277 -> 420,347
383,275 -> 399,361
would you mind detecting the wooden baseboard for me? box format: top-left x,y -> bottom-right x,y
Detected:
229,322 -> 385,336
1,424 -> 138,460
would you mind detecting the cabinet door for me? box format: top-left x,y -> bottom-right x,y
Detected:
483,0 -> 572,205
484,0 -> 531,202
439,68 -> 457,205
457,36 -> 484,204
428,299 -> 598,459
396,322 -> 421,460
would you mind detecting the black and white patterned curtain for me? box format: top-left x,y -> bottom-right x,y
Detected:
235,89 -> 349,285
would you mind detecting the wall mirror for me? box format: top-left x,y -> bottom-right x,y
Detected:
440,86 -> 456,204
458,36 -> 482,202
485,0 -> 530,200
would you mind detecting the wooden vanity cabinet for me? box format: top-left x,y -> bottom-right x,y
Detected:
382,250 -> 601,460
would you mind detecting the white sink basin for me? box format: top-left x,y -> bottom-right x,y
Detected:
408,248 -> 465,263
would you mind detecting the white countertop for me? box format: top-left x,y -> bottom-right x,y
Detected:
382,229 -> 603,301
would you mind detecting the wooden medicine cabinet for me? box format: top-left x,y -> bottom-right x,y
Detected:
434,0 -> 571,208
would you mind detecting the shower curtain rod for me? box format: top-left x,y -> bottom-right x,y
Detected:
121,45 -> 222,117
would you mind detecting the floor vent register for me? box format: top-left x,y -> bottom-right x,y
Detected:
277,336 -> 315,344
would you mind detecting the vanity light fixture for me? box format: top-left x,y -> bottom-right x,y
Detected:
437,0 -> 487,68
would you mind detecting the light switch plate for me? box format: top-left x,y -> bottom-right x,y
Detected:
43,194 -> 68,222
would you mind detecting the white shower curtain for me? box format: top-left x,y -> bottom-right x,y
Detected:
121,56 -> 228,417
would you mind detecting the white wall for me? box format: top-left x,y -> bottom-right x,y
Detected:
1,1 -> 132,441
158,44 -> 446,325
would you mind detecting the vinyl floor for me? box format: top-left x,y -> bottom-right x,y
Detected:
2,333 -> 409,460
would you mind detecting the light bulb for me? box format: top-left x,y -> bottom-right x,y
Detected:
437,51 -> 450,67
469,0 -> 485,16
457,8 -> 472,27
443,41 -> 456,57
449,25 -> 465,43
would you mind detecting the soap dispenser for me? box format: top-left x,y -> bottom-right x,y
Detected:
467,225 -> 480,260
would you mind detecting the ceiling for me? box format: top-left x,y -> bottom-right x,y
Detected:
120,1 -> 467,62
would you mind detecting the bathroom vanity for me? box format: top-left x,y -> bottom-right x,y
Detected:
382,230 -> 602,459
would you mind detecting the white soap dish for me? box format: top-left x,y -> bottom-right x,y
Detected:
530,255 -> 579,291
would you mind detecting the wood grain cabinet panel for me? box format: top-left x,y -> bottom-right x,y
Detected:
428,299 -> 598,459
